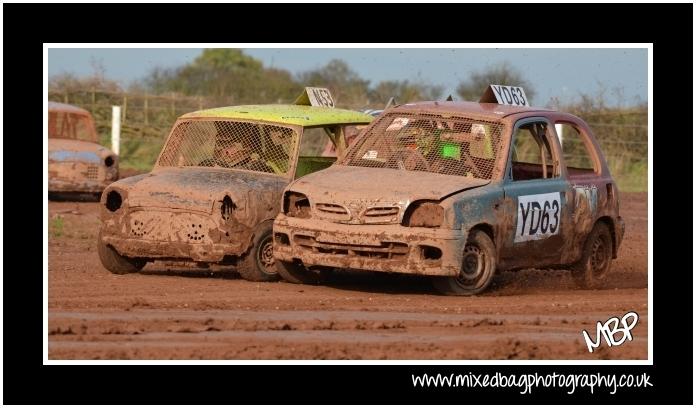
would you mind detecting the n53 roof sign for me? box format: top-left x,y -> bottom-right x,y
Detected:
482,85 -> 530,107
293,87 -> 335,108
306,87 -> 335,108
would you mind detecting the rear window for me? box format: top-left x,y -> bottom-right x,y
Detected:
557,123 -> 597,172
157,119 -> 298,176
342,113 -> 504,180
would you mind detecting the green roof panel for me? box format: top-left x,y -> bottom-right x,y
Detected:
181,104 -> 374,127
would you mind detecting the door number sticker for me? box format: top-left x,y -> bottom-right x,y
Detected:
515,192 -> 561,242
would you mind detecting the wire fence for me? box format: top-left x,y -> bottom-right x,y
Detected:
48,89 -> 648,191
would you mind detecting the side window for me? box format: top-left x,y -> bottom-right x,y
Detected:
295,126 -> 341,179
299,127 -> 334,157
321,124 -> 367,157
510,122 -> 557,181
556,123 -> 597,174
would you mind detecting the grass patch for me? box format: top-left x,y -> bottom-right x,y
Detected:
608,157 -> 647,192
50,216 -> 64,238
119,137 -> 164,170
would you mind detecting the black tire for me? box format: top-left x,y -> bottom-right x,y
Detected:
432,230 -> 497,296
276,260 -> 322,284
572,222 -> 613,289
97,231 -> 146,274
236,221 -> 279,282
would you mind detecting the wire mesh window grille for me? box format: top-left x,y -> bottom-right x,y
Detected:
157,120 -> 298,176
342,113 -> 505,180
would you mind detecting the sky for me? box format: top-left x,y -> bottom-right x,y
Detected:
47,47 -> 648,107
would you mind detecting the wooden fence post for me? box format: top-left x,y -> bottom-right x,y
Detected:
122,95 -> 128,124
144,94 -> 149,126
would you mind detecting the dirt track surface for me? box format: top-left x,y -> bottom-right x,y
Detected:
48,193 -> 648,359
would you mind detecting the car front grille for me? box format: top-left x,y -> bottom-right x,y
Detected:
86,165 -> 99,180
315,203 -> 351,221
294,234 -> 408,260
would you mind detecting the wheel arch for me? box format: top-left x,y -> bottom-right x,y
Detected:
595,216 -> 618,259
467,223 -> 494,242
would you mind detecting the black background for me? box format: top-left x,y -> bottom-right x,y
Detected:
3,2 -> 692,405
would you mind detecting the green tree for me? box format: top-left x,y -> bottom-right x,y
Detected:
297,59 -> 370,106
257,68 -> 303,103
49,58 -> 122,93
144,49 -> 300,104
456,62 -> 536,104
369,80 -> 443,105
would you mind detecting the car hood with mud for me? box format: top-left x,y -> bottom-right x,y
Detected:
284,165 -> 489,225
104,167 -> 285,218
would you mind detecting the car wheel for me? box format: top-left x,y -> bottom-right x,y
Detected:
432,230 -> 496,296
572,222 -> 613,289
236,221 -> 279,282
98,230 -> 146,274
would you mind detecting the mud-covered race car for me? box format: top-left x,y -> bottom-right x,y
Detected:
273,85 -> 625,295
48,102 -> 118,197
98,88 -> 373,281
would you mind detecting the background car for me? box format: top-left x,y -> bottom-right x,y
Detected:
48,101 -> 119,198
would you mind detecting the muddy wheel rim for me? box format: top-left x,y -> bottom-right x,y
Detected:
456,245 -> 485,288
257,236 -> 277,275
590,235 -> 609,279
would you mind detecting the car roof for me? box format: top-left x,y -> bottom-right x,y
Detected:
48,101 -> 92,115
390,101 -> 555,119
180,104 -> 374,127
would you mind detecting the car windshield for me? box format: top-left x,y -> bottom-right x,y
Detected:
341,112 -> 505,180
48,111 -> 97,142
157,119 -> 298,176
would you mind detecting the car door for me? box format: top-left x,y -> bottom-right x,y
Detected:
499,117 -> 573,269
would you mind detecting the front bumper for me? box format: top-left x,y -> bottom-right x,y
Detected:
49,178 -> 110,194
101,234 -> 245,262
273,214 -> 465,276
100,207 -> 249,263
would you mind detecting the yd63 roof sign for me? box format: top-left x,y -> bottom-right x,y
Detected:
479,84 -> 530,107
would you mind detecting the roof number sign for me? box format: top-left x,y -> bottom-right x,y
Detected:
293,87 -> 336,108
479,84 -> 530,107
306,87 -> 335,108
